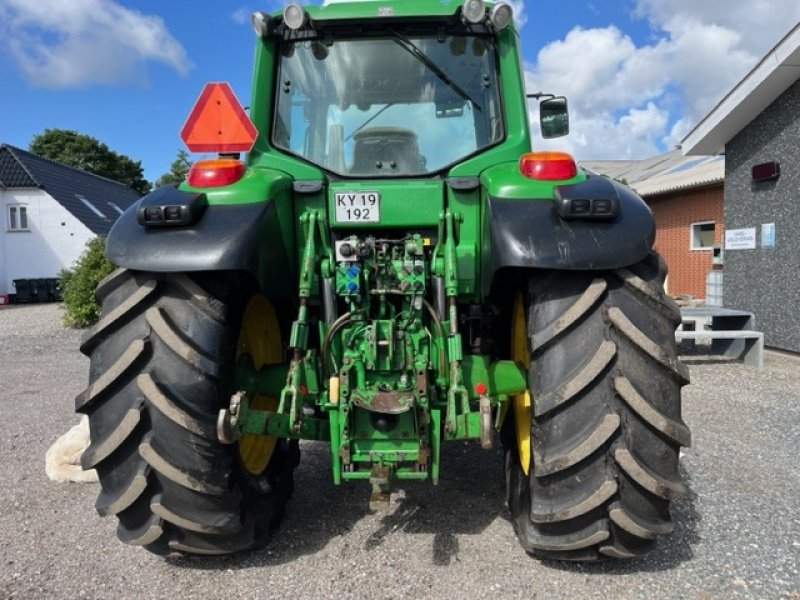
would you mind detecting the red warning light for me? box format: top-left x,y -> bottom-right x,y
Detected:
180,82 -> 258,153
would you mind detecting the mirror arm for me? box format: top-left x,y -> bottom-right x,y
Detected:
526,92 -> 555,100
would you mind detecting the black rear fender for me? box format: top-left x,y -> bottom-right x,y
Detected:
483,174 -> 654,295
105,185 -> 296,300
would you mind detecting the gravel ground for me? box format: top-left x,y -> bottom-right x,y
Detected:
0,303 -> 798,599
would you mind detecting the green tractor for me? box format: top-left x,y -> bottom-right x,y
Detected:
77,0 -> 690,560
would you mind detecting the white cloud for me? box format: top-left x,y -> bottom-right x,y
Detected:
231,7 -> 252,25
529,27 -> 668,114
635,0 -> 800,56
530,99 -> 670,160
663,116 -> 693,150
525,1 -> 800,160
643,15 -> 756,120
0,0 -> 192,87
526,27 -> 671,159
503,0 -> 527,29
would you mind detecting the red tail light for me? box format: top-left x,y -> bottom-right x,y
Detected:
519,151 -> 578,181
187,158 -> 245,187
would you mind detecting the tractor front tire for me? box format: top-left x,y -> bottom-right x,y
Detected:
505,252 -> 691,560
77,269 -> 298,556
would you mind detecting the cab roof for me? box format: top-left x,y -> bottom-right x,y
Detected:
278,0 -> 467,23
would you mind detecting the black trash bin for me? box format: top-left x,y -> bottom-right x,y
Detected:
28,279 -> 43,302
46,278 -> 61,301
13,279 -> 32,303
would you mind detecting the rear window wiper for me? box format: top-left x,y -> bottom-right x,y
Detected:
388,29 -> 483,113
346,102 -> 397,141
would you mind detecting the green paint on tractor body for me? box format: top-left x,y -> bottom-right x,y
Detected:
185,0 -> 580,501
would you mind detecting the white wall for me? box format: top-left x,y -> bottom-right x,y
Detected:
1,189 -> 94,295
0,209 -> 5,295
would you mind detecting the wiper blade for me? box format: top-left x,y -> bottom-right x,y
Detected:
346,102 -> 397,142
388,29 -> 483,113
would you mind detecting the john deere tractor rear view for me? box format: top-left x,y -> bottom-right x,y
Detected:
77,0 -> 690,560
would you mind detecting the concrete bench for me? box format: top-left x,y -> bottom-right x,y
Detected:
675,330 -> 764,368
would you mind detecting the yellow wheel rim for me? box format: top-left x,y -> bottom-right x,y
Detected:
510,292 -> 532,475
236,294 -> 281,475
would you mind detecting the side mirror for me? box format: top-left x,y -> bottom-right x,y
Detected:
539,96 -> 569,139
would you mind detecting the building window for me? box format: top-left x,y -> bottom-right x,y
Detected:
690,221 -> 715,250
7,205 -> 29,231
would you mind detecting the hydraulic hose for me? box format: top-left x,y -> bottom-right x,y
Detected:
321,311 -> 352,378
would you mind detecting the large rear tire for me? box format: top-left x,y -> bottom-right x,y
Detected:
504,252 -> 691,560
77,269 -> 298,556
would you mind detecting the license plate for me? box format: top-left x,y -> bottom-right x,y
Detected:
334,191 -> 380,223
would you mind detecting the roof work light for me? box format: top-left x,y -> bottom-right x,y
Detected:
489,3 -> 513,30
250,11 -> 271,37
462,0 -> 486,23
283,3 -> 308,29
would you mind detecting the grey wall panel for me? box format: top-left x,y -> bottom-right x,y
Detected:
724,79 -> 800,352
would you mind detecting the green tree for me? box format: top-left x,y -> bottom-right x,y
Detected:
154,149 -> 192,187
59,236 -> 116,328
30,129 -> 151,195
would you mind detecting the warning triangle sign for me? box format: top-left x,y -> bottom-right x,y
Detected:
180,82 -> 258,153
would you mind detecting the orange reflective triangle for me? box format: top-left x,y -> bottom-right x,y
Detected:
180,82 -> 258,153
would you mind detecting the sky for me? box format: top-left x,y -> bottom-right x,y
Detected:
0,0 -> 799,183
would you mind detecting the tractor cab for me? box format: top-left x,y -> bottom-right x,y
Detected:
271,24 -> 505,177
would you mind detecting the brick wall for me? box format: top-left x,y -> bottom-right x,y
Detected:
645,184 -> 724,299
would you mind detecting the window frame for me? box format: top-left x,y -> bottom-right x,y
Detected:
270,30 -> 506,179
689,220 -> 715,251
7,204 -> 29,232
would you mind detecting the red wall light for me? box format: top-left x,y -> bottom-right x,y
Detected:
751,161 -> 780,182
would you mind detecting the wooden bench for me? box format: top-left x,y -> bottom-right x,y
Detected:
674,329 -> 764,368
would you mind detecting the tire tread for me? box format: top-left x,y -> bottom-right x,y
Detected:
80,270 -> 297,556
504,252 -> 689,561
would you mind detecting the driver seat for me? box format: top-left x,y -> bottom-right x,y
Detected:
350,127 -> 424,175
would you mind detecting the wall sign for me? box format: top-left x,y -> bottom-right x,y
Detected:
725,228 -> 756,250
761,223 -> 776,249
